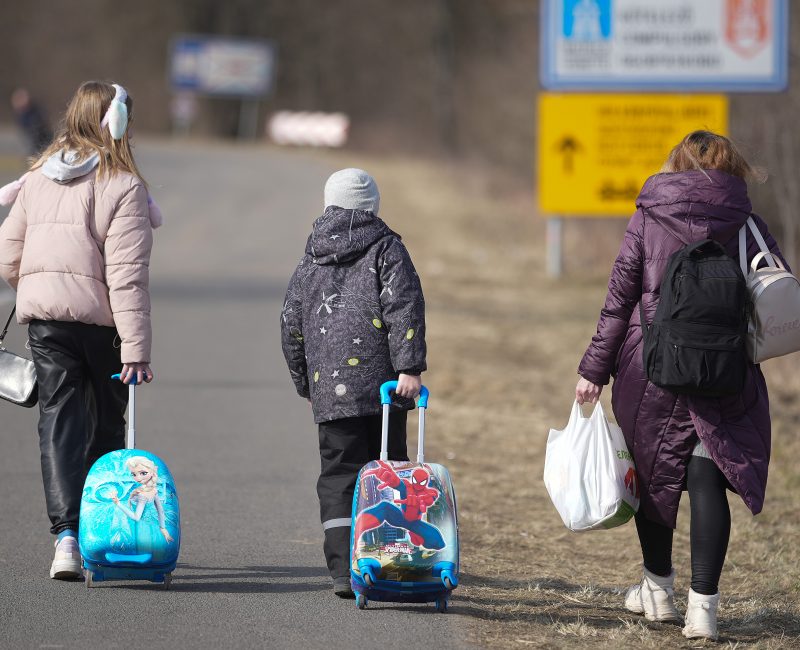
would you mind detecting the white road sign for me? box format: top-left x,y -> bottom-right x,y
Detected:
171,35 -> 276,97
541,0 -> 788,91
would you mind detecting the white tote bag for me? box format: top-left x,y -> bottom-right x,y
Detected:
543,401 -> 639,532
739,217 -> 800,363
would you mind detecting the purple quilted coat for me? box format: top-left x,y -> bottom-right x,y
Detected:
579,170 -> 786,528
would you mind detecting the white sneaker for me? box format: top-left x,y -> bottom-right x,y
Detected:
50,535 -> 81,579
682,588 -> 720,640
624,567 -> 680,622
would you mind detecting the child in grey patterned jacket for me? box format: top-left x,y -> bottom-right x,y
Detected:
280,168 -> 426,597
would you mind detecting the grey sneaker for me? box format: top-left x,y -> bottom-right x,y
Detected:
333,576 -> 355,599
50,535 -> 81,580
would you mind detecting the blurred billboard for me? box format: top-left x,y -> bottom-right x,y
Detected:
170,35 -> 276,97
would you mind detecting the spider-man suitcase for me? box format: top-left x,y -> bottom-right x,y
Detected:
350,381 -> 459,612
78,375 -> 180,588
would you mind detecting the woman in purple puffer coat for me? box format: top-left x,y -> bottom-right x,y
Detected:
575,131 -> 786,641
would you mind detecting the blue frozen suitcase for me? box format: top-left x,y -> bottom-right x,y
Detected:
78,375 -> 180,588
350,381 -> 459,612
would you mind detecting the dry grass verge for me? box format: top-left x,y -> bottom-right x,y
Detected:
323,150 -> 798,648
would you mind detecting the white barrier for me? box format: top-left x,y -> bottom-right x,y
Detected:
267,111 -> 349,148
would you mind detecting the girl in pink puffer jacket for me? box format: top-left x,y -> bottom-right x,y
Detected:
0,81 -> 161,580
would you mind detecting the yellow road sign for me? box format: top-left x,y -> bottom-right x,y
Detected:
538,94 -> 729,216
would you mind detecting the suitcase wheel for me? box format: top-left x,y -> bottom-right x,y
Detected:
84,569 -> 93,589
356,594 -> 368,610
434,563 -> 458,590
435,595 -> 449,613
358,559 -> 379,587
163,573 -> 172,590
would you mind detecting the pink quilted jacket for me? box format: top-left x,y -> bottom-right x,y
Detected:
0,167 -> 153,363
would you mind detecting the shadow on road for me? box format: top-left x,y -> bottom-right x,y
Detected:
98,565 -> 331,594
177,564 -> 329,578
169,581 -> 328,594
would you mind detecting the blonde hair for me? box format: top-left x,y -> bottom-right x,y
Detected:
31,81 -> 145,184
661,130 -> 764,182
127,456 -> 159,490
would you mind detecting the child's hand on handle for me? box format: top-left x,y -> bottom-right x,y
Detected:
576,376 -> 602,405
395,373 -> 421,399
120,363 -> 154,385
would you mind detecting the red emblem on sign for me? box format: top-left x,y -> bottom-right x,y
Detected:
725,0 -> 771,58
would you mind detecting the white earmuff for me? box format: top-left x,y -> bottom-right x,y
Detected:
101,84 -> 129,140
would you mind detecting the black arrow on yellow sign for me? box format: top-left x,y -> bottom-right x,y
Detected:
555,136 -> 582,174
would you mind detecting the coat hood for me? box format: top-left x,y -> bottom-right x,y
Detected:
306,206 -> 395,265
41,149 -> 100,184
637,170 -> 752,245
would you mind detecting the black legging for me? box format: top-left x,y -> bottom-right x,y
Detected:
635,456 -> 731,596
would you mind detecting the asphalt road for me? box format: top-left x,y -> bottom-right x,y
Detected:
0,133 -> 470,649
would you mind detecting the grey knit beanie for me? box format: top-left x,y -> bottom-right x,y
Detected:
323,168 -> 380,215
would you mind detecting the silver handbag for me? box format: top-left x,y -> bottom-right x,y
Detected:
739,218 -> 800,363
0,307 -> 38,408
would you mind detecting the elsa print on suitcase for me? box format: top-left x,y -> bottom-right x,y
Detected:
111,456 -> 174,547
80,450 -> 179,562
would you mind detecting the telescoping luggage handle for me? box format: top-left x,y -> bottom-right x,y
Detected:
379,380 -> 429,464
111,373 -> 139,450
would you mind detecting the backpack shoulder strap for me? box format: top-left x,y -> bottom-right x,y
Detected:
738,223 -> 747,276
739,216 -> 776,275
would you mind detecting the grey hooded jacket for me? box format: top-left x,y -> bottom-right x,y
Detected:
280,207 -> 426,423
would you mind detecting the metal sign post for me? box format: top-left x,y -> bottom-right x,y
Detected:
238,100 -> 261,140
546,216 -> 563,278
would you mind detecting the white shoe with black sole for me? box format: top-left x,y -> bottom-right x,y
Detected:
50,535 -> 82,580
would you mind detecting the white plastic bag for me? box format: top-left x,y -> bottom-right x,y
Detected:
543,401 -> 639,531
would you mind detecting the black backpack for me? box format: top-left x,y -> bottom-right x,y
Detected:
641,239 -> 749,397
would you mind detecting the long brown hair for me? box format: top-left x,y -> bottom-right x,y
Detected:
661,130 -> 764,182
32,81 -> 145,184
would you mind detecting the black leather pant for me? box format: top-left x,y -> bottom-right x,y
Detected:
317,412 -> 408,579
28,321 -> 127,535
